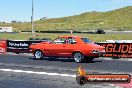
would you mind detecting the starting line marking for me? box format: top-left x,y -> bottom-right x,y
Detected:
0,69 -> 76,78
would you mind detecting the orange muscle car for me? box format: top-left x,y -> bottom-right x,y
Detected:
29,36 -> 105,63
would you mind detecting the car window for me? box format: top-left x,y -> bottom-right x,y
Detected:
67,38 -> 77,44
54,38 -> 67,44
81,38 -> 92,44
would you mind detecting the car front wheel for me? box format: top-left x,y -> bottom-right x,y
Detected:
34,50 -> 43,59
73,52 -> 84,63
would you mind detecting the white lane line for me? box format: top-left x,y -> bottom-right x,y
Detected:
127,59 -> 132,61
0,69 -> 76,78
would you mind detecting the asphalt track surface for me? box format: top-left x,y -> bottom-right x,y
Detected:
0,54 -> 132,88
105,31 -> 132,34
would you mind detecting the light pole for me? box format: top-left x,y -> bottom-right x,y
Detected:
31,0 -> 35,34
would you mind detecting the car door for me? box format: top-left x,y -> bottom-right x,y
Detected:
60,37 -> 77,57
45,37 -> 67,57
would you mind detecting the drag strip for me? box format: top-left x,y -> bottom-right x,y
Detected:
0,69 -> 76,77
0,54 -> 132,88
0,54 -> 132,74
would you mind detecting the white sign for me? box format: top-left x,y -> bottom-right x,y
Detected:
0,27 -> 12,32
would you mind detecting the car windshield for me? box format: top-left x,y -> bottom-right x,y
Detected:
81,38 -> 92,44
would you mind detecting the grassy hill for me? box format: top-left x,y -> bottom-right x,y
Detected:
0,6 -> 132,31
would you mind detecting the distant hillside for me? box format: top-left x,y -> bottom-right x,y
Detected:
0,6 -> 132,31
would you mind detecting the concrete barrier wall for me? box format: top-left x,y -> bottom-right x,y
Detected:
2,40 -> 132,58
97,43 -> 132,58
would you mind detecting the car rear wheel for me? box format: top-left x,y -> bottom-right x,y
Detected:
34,50 -> 43,59
73,52 -> 84,63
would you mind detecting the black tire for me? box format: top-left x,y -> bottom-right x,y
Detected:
85,57 -> 94,62
76,76 -> 86,86
73,52 -> 84,63
34,50 -> 43,60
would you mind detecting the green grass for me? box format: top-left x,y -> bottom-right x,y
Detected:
0,6 -> 131,31
0,33 -> 131,42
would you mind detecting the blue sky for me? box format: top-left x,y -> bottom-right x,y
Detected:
0,0 -> 131,22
